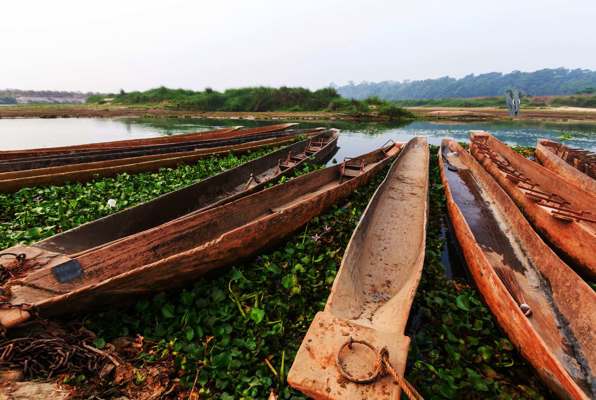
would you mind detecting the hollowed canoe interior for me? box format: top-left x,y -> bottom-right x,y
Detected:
37,133 -> 336,255
442,142 -> 594,395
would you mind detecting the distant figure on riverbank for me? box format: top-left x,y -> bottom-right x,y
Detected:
505,89 -> 521,116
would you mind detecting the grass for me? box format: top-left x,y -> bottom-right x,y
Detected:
84,87 -> 415,121
1,145 -> 550,399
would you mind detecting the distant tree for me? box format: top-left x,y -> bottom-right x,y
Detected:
335,68 -> 596,100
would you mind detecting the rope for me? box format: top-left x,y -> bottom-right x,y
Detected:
0,253 -> 26,264
336,337 -> 424,400
0,253 -> 27,285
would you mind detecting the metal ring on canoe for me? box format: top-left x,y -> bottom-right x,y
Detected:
336,337 -> 425,400
336,337 -> 384,384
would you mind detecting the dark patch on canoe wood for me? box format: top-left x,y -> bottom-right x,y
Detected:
51,259 -> 83,284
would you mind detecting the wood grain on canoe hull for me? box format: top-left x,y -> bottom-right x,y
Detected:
0,142 -> 401,329
440,139 -> 595,400
36,130 -> 338,255
288,137 -> 429,399
536,139 -> 596,194
469,132 -> 596,280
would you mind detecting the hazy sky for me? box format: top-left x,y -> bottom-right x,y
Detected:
2,0 -> 595,92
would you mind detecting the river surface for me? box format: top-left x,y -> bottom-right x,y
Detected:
0,118 -> 594,160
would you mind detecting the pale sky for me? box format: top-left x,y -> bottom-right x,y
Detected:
2,0 -> 595,92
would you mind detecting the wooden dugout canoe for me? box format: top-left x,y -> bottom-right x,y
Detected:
35,130 -> 338,255
535,139 -> 596,194
0,129 -> 325,192
0,126 -> 302,173
469,132 -> 596,280
0,123 -> 297,161
288,137 -> 429,400
0,141 -> 402,329
439,139 -> 595,400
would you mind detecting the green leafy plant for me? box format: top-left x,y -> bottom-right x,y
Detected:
2,144 -> 550,399
0,146 -> 283,249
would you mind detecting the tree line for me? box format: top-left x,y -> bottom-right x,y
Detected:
335,68 -> 596,100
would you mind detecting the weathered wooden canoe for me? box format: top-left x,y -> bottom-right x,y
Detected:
36,130 -> 338,255
0,129 -> 325,192
469,132 -> 596,280
0,123 -> 297,161
0,141 -> 402,329
288,137 -> 429,399
0,126 -> 304,173
439,139 -> 595,400
536,139 -> 595,194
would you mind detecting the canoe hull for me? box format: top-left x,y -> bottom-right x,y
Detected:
440,140 -> 595,400
0,123 -> 297,161
535,139 -> 596,194
2,144 -> 399,325
289,137 -> 429,399
0,127 -> 304,172
36,130 -> 338,254
470,132 -> 596,280
0,133 -> 315,192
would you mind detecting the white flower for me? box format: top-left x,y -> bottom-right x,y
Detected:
107,199 -> 117,208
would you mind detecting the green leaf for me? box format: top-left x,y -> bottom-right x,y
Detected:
93,337 -> 106,349
249,307 -> 265,324
455,294 -> 470,311
478,345 -> 493,362
161,303 -> 175,319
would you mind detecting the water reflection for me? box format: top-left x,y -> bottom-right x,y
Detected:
0,117 -> 594,154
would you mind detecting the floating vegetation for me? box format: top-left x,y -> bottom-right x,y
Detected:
0,145 -> 550,399
0,147 -> 280,249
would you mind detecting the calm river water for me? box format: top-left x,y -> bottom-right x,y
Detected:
0,118 -> 594,161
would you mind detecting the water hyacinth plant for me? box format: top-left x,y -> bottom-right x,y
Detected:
0,144 -> 549,399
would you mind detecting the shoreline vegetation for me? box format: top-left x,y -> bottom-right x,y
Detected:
1,103 -> 596,124
86,87 -> 415,122
1,86 -> 595,123
0,145 -> 551,399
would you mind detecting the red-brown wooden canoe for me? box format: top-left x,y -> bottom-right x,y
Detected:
440,139 -> 595,400
0,129 -> 325,192
36,130 -> 338,255
0,141 -> 402,329
535,139 -> 595,194
288,137 -> 429,399
0,123 -> 297,161
0,125 -> 301,173
469,131 -> 596,280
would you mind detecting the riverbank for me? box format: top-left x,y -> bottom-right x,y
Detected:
409,105 -> 596,123
2,104 -> 596,124
0,105 -> 384,122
